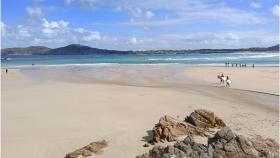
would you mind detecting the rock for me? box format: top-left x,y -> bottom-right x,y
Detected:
135,153 -> 149,158
150,110 -> 226,144
65,140 -> 108,158
209,127 -> 278,158
186,109 -> 226,128
136,127 -> 279,158
139,136 -> 208,158
152,115 -> 206,143
251,135 -> 279,158
143,143 -> 149,147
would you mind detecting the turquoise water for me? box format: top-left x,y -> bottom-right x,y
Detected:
1,52 -> 279,67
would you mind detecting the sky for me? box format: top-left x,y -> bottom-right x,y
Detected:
1,0 -> 279,50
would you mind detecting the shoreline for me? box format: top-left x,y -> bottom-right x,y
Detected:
2,63 -> 280,69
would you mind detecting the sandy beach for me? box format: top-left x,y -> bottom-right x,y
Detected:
1,65 -> 279,158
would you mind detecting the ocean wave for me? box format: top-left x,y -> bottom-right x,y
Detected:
147,57 -> 211,61
2,63 -> 120,68
147,53 -> 278,61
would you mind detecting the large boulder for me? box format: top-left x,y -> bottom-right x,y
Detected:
186,109 -> 226,128
152,109 -> 226,143
152,115 -> 206,143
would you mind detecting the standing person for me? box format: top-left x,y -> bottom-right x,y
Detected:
5,69 -> 8,74
226,76 -> 231,87
252,64 -> 255,68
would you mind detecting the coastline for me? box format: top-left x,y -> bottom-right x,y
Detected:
1,65 -> 279,158
2,63 -> 280,69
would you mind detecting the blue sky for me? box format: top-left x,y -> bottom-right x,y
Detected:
1,0 -> 279,50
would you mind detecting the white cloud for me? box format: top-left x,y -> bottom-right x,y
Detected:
1,22 -> 7,37
70,0 -> 267,25
41,18 -> 69,36
130,37 -> 138,45
131,8 -> 142,17
2,20 -> 278,50
1,18 -> 104,48
250,2 -> 261,9
1,0 -> 278,50
82,32 -> 101,41
145,11 -> 154,19
74,28 -> 86,33
91,0 -> 267,26
64,0 -> 73,5
143,26 -> 150,31
272,5 -> 279,17
67,0 -> 106,10
26,7 -> 43,16
17,25 -> 31,37
225,33 -> 239,41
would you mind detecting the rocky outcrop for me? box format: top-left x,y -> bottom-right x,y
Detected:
137,127 -> 279,158
251,136 -> 279,158
65,140 -> 108,158
186,109 -> 226,128
137,136 -> 209,158
209,127 -> 279,158
151,110 -> 225,143
152,115 -> 206,143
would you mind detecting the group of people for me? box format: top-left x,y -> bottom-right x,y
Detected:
225,62 -> 254,68
217,73 -> 231,87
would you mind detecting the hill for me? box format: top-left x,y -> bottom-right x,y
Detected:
1,44 -> 279,56
2,46 -> 51,56
45,44 -> 132,55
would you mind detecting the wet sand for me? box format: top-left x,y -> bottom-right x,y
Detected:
1,65 -> 279,158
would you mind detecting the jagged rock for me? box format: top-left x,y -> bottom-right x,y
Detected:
152,115 -> 206,143
65,140 -> 108,158
137,136 -> 208,158
135,153 -> 149,158
209,127 -> 258,158
251,135 -> 279,158
136,127 -> 279,158
209,127 -> 279,158
151,109 -> 226,143
186,109 -> 226,128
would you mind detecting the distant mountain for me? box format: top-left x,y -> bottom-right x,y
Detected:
266,44 -> 279,51
136,44 -> 279,54
1,44 -> 279,56
1,46 -> 50,56
45,44 -> 132,55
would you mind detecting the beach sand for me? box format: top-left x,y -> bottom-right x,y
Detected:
1,66 -> 279,158
185,67 -> 279,95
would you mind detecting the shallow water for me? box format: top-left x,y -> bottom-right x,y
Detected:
20,65 -> 279,111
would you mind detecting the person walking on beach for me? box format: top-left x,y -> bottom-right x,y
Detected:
5,69 -> 8,74
226,76 -> 231,87
252,64 -> 255,68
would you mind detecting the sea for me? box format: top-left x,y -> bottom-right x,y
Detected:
1,51 -> 279,67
